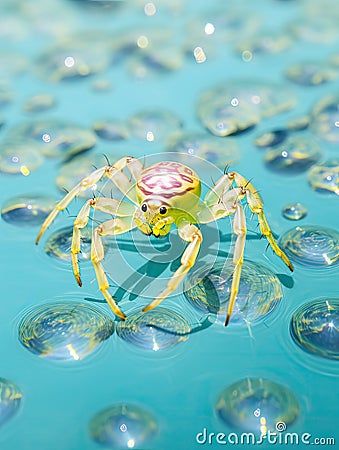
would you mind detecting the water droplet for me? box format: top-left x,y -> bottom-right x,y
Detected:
36,33 -> 112,82
236,31 -> 292,56
310,94 -> 339,144
23,94 -> 56,113
18,302 -> 114,361
44,225 -> 109,263
167,131 -> 239,170
198,81 -> 296,137
215,378 -> 299,434
0,83 -> 13,108
279,225 -> 339,268
184,260 -> 282,326
93,119 -> 129,141
282,203 -> 307,221
7,120 -> 96,160
255,129 -> 289,148
89,404 -> 157,448
0,378 -> 22,427
116,308 -> 190,351
0,140 -> 44,175
286,115 -> 310,131
285,61 -> 336,86
1,194 -> 56,227
129,110 -> 183,143
264,134 -> 322,174
290,298 -> 339,360
308,158 -> 339,195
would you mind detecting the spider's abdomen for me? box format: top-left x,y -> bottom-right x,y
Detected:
136,161 -> 201,210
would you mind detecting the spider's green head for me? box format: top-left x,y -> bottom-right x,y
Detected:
134,197 -> 172,237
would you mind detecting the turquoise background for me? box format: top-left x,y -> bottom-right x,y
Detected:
0,0 -> 338,449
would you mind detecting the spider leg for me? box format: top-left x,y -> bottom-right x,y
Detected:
142,220 -> 202,312
225,204 -> 246,326
91,216 -> 137,320
36,156 -> 142,244
71,198 -> 136,286
203,174 -> 233,207
229,171 -> 294,272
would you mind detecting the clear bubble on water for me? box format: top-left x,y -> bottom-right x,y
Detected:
215,378 -> 299,434
290,298 -> 339,360
0,378 -> 22,427
44,225 -> 109,263
285,61 -> 336,86
0,83 -> 13,108
18,302 -> 114,361
93,119 -> 129,141
197,80 -> 297,137
236,30 -> 293,56
1,194 -> 56,226
310,94 -> 339,144
128,44 -> 184,78
116,308 -> 191,351
308,158 -> 339,195
0,140 -> 44,175
129,110 -> 183,143
264,134 -> 322,174
36,33 -> 112,82
89,404 -> 157,448
255,129 -> 289,149
282,203 -> 308,221
279,225 -> 339,268
167,131 -> 239,170
7,120 -> 96,160
23,94 -> 56,113
184,260 -> 282,326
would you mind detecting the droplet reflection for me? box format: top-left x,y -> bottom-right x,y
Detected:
290,298 -> 339,360
1,194 -> 55,226
308,159 -> 339,195
282,203 -> 307,221
0,378 -> 22,427
116,308 -> 190,351
184,261 -> 282,326
18,302 -> 114,361
44,225 -> 109,263
215,378 -> 299,434
89,404 -> 157,449
279,225 -> 339,268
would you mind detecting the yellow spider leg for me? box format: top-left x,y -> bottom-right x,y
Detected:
71,198 -> 136,286
142,220 -> 202,312
36,156 -> 142,245
204,174 -> 233,207
225,204 -> 246,326
91,216 -> 136,320
36,166 -> 107,244
197,188 -> 245,223
229,171 -> 294,272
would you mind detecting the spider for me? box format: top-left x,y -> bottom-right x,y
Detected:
36,156 -> 294,326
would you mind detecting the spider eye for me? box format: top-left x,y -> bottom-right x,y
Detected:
159,206 -> 167,215
141,203 -> 147,212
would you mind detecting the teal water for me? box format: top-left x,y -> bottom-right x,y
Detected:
0,0 -> 338,449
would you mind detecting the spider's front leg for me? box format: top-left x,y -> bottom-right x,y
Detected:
35,156 -> 143,244
91,216 -> 137,320
142,219 -> 202,312
225,204 -> 246,326
229,171 -> 294,272
71,198 -> 136,286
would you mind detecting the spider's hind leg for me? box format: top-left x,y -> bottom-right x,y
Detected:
229,171 -> 294,272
